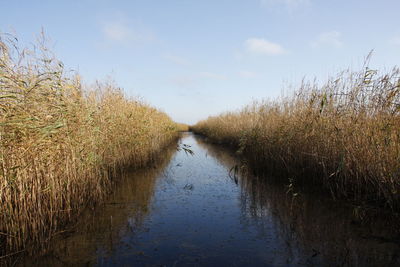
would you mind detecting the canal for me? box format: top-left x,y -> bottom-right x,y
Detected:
21,132 -> 400,266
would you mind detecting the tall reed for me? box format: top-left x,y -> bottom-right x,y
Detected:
192,60 -> 400,210
0,35 -> 179,256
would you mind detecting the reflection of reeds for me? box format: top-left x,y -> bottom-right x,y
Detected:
0,36 -> 179,256
196,135 -> 400,266
192,61 -> 400,210
239,175 -> 400,266
19,143 -> 178,266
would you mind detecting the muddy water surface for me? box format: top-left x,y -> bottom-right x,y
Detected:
21,132 -> 400,266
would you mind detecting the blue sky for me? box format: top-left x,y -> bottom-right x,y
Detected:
1,0 -> 400,124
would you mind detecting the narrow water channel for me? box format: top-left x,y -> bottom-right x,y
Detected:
21,132 -> 399,266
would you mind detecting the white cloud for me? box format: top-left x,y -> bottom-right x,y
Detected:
238,70 -> 257,78
163,53 -> 190,66
390,36 -> 400,45
245,38 -> 287,55
101,18 -> 153,44
311,31 -> 343,48
170,76 -> 197,88
198,72 -> 227,80
261,0 -> 310,9
103,21 -> 132,42
170,72 -> 227,88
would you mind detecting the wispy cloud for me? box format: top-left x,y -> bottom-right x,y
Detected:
245,38 -> 287,55
101,16 -> 153,45
170,76 -> 197,88
170,72 -> 227,88
311,31 -> 343,48
238,70 -> 257,78
162,53 -> 190,66
261,0 -> 310,10
390,36 -> 400,46
103,21 -> 132,42
198,72 -> 227,80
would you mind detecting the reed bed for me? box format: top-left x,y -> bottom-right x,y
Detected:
0,35 -> 179,256
175,123 -> 189,132
192,61 -> 400,210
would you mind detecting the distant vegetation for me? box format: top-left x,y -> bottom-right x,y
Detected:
0,35 -> 179,256
192,59 -> 400,210
176,123 -> 189,132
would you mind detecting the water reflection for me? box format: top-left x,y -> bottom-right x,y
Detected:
20,132 -> 400,266
241,175 -> 400,266
196,134 -> 400,266
19,142 -> 178,266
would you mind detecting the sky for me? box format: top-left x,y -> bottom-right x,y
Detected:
1,0 -> 400,124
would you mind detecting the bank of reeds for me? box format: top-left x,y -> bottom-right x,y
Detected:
176,123 -> 189,132
0,35 -> 179,256
192,61 -> 400,210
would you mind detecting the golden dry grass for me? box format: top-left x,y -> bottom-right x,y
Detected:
192,60 -> 400,210
176,123 -> 189,132
0,35 -> 179,256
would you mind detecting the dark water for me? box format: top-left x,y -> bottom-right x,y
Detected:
20,132 -> 400,266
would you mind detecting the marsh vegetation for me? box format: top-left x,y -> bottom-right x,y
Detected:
192,60 -> 400,211
17,133 -> 400,266
1,32 -> 399,266
0,35 -> 179,257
